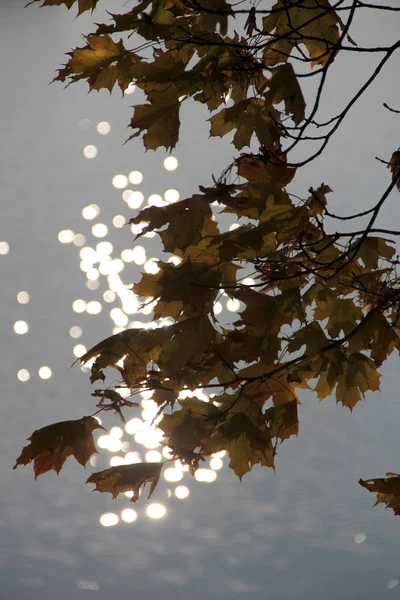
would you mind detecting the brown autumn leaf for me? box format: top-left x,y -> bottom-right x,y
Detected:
14,416 -> 105,479
359,474 -> 400,515
237,154 -> 296,188
388,149 -> 400,191
264,399 -> 299,441
265,63 -> 306,125
87,462 -> 163,502
26,0 -> 100,16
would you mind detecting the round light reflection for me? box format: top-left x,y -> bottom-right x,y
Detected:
146,503 -> 166,519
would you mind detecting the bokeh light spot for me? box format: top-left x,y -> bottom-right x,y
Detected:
113,215 -> 126,228
17,369 -> 30,382
213,301 -> 223,315
121,508 -> 137,523
146,503 -> 166,519
38,366 -> 52,380
175,485 -> 190,499
163,156 -> 178,171
83,145 -> 98,159
99,513 -> 119,527
110,426 -> 123,439
72,299 -> 86,313
92,223 -> 108,238
132,246 -> 146,265
96,241 -> 113,258
164,468 -> 183,482
164,189 -> 180,203
86,301 -> 102,315
112,174 -> 128,189
103,290 -> 116,303
17,291 -> 30,304
0,241 -> 10,255
97,121 -> 111,135
226,298 -> 240,312
14,320 -> 29,335
145,450 -> 162,463
73,234 -> 86,247
58,230 -> 74,244
73,344 -> 87,358
128,170 -> 143,185
69,326 -> 83,339
126,190 -> 144,209
144,259 -> 160,274
194,469 -> 217,483
82,205 -> 100,220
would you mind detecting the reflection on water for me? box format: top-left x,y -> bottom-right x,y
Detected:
8,113 -> 233,527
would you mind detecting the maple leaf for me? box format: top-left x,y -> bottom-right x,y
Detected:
14,416 -> 105,479
237,154 -> 296,188
348,310 -> 399,367
204,412 -> 275,479
264,400 -> 299,441
265,63 -> 306,125
262,0 -> 341,68
129,194 -> 219,255
209,99 -> 281,150
315,350 -> 380,409
79,325 -> 175,384
27,0 -> 100,16
128,87 -> 181,151
359,475 -> 400,515
87,462 -> 163,502
307,184 -> 333,216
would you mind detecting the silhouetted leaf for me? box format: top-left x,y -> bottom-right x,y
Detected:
14,417 -> 105,478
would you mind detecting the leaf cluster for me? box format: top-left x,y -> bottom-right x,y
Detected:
16,0 -> 400,509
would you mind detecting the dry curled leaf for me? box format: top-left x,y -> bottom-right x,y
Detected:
388,149 -> 400,191
359,474 -> 400,515
14,416 -> 105,479
86,462 -> 163,502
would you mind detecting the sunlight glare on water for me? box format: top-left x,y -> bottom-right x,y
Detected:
14,320 -> 29,335
164,188 -> 180,203
97,121 -> 111,135
92,224 -> 108,238
0,241 -> 10,255
128,170 -> 143,185
112,174 -> 128,189
82,204 -> 100,220
164,468 -> 183,483
121,508 -> 137,523
146,503 -> 166,519
194,469 -> 217,483
16,291 -> 30,304
163,156 -> 178,171
175,486 -> 190,499
125,190 -> 144,209
99,513 -> 119,527
73,344 -> 86,358
83,145 -> 98,159
72,299 -> 86,313
17,369 -> 30,382
38,366 -> 52,380
58,230 -> 74,244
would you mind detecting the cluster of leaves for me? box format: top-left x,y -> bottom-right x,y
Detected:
16,0 -> 400,510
